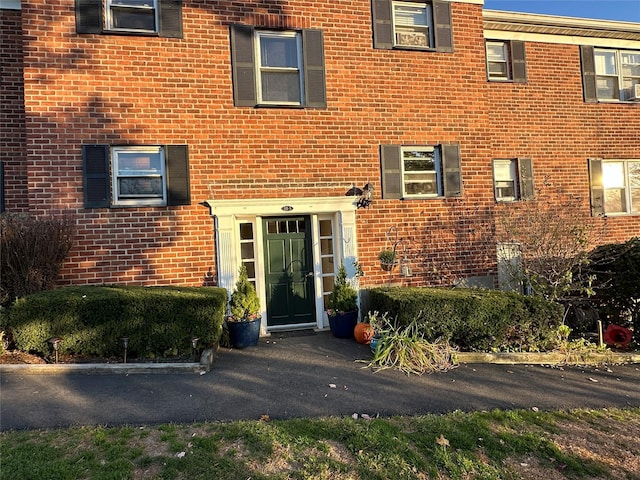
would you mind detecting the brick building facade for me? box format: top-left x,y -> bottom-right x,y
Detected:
1,0 -> 639,333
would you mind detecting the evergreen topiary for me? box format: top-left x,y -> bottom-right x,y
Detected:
229,264 -> 261,321
327,263 -> 358,314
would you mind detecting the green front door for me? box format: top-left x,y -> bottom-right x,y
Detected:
263,216 -> 316,327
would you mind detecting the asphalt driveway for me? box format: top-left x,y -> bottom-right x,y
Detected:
1,331 -> 639,431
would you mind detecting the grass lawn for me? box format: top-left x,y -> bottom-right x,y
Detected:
1,407 -> 639,480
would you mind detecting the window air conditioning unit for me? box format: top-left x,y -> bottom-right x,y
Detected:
630,84 -> 640,101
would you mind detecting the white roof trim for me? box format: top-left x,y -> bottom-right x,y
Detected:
483,9 -> 640,41
0,0 -> 21,10
484,29 -> 640,49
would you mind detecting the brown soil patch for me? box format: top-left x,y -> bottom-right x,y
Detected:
0,350 -> 47,364
506,412 -> 640,480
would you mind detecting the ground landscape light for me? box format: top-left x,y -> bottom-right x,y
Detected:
121,337 -> 129,363
46,337 -> 62,364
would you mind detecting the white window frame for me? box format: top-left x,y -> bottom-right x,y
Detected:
486,41 -> 510,81
401,146 -> 442,198
317,217 -> 336,311
392,1 -> 434,49
238,221 -> 258,287
493,159 -> 518,202
255,31 -> 305,106
106,0 -> 158,34
595,48 -> 640,102
111,146 -> 166,206
602,159 -> 640,215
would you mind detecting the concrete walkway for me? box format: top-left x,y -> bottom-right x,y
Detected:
1,331 -> 639,431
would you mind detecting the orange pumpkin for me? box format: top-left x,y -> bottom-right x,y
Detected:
354,322 -> 374,344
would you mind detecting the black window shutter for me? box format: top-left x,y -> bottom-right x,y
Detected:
580,45 -> 598,103
442,145 -> 462,197
158,0 -> 183,38
75,0 -> 103,34
381,145 -> 402,199
588,158 -> 604,216
302,29 -> 327,108
230,25 -> 257,107
83,145 -> 110,208
517,158 -> 534,199
371,0 -> 393,49
433,0 -> 453,53
511,41 -> 527,83
166,145 -> 190,206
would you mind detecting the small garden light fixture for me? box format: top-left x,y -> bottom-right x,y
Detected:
191,336 -> 200,362
47,337 -> 62,364
121,337 -> 129,363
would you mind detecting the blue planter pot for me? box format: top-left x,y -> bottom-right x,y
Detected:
228,317 -> 261,349
328,310 -> 358,338
370,335 -> 381,354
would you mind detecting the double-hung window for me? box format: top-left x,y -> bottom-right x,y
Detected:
589,159 -> 640,215
256,31 -> 304,105
392,2 -> 433,48
492,158 -> 534,202
231,25 -> 326,108
112,146 -> 165,206
75,0 -> 183,38
485,40 -> 527,82
381,144 -> 462,199
82,144 -> 190,208
486,41 -> 509,79
402,146 -> 441,197
581,46 -> 640,102
372,0 -> 453,52
106,0 -> 157,33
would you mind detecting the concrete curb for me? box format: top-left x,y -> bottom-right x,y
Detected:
0,347 -> 218,375
456,351 -> 640,365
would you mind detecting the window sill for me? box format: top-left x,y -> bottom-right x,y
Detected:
255,103 -> 306,109
100,29 -> 160,37
401,195 -> 442,200
393,46 -> 436,52
602,212 -> 640,217
595,99 -> 640,104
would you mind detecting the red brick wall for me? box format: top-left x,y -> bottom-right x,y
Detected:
13,0 -> 640,288
0,8 -> 29,212
487,40 -> 640,247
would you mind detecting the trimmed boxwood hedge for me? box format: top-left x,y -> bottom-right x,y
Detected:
5,285 -> 227,358
368,287 -> 564,352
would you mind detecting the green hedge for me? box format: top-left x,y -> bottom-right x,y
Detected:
368,287 -> 564,352
4,286 -> 227,358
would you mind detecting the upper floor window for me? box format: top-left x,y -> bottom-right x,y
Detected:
107,0 -> 157,33
492,158 -> 534,202
75,0 -> 182,38
82,144 -> 190,208
256,31 -> 304,105
486,40 -> 527,82
230,25 -> 326,108
393,2 -> 433,48
372,0 -> 453,53
589,158 -> 640,216
381,144 -> 462,199
581,46 -> 640,102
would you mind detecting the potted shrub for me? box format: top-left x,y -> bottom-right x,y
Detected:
326,263 -> 358,338
227,264 -> 261,349
378,249 -> 397,271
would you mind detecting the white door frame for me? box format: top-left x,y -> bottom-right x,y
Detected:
201,196 -> 359,334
